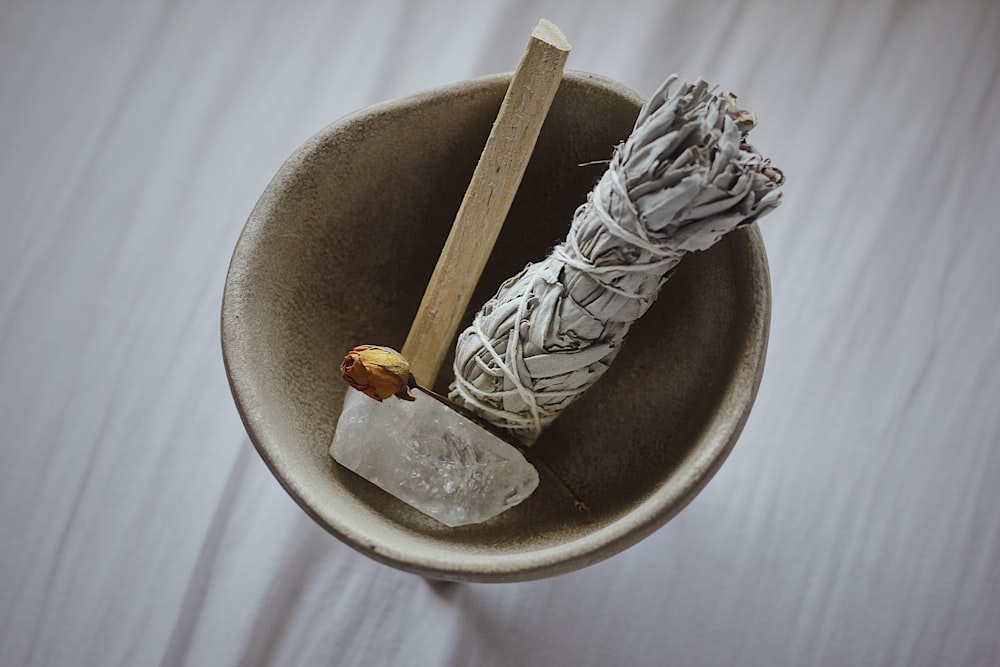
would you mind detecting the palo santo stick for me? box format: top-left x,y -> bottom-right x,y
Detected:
401,19 -> 570,386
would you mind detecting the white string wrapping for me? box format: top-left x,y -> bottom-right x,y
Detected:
449,75 -> 784,444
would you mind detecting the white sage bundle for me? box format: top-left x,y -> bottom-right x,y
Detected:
449,75 -> 784,444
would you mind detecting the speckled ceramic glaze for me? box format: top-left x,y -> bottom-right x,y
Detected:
221,71 -> 770,582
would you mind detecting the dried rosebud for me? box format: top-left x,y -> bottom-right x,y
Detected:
341,345 -> 415,402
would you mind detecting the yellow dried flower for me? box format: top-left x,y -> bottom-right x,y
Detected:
341,345 -> 414,401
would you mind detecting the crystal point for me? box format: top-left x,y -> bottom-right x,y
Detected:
331,390 -> 538,527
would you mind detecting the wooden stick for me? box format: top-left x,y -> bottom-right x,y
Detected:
401,19 -> 570,386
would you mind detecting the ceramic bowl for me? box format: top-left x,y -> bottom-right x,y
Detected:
221,71 -> 770,582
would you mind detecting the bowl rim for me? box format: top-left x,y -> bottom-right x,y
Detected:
221,70 -> 771,582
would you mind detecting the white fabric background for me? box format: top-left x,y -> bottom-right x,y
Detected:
2,1 -> 998,665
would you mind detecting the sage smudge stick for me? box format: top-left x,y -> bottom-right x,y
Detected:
450,75 -> 784,444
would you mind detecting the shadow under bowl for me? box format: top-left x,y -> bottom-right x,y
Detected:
221,71 -> 770,582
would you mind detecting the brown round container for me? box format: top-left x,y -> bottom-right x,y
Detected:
222,71 -> 770,582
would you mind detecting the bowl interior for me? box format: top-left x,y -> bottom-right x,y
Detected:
222,72 -> 770,582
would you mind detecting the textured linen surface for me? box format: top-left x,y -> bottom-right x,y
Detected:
1,1 -> 999,666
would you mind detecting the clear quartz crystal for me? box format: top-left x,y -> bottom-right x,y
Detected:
330,390 -> 539,527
